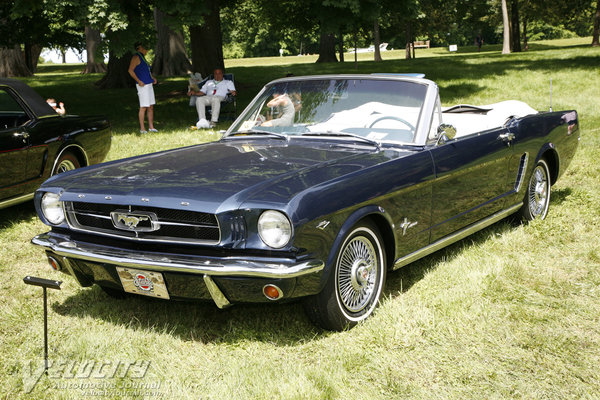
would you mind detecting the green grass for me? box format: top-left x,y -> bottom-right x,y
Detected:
1,37 -> 599,399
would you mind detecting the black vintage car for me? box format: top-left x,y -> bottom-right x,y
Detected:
31,75 -> 579,330
0,78 -> 111,210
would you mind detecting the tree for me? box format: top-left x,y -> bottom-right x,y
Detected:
501,0 -> 511,54
0,46 -> 31,77
94,0 -> 154,89
83,25 -> 106,73
509,0 -> 521,51
152,8 -> 192,76
189,0 -> 225,76
592,0 -> 600,46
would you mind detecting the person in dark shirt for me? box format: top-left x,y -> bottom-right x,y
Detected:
128,42 -> 158,134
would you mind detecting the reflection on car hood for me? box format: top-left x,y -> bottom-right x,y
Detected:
44,139 -> 413,213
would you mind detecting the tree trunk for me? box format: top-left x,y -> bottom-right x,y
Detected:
523,18 -> 528,51
593,0 -> 600,46
0,46 -> 31,77
405,24 -> 412,60
23,43 -> 42,74
501,0 -> 511,54
354,31 -> 358,69
373,19 -> 382,62
82,25 -> 106,74
509,0 -> 521,52
95,50 -> 134,89
316,28 -> 338,63
190,0 -> 224,77
338,28 -> 344,62
152,8 -> 192,76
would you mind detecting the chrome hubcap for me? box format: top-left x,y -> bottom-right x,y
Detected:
56,160 -> 76,174
338,236 -> 378,313
528,165 -> 548,217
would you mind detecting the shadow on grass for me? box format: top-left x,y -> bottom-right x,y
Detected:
50,218 -> 525,344
0,201 -> 37,229
385,219 -> 518,298
52,287 -> 325,345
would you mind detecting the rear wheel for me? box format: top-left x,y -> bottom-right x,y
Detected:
52,151 -> 80,175
303,220 -> 386,331
520,159 -> 551,221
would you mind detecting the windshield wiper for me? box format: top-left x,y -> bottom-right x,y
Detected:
226,130 -> 288,140
300,132 -> 380,149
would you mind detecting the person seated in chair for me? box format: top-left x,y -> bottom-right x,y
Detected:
261,92 -> 295,127
187,68 -> 236,128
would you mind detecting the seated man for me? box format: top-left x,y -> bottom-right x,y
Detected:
187,68 -> 236,128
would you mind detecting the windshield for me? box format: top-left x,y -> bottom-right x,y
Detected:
228,78 -> 427,144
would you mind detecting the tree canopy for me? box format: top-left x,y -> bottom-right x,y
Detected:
1,0 -> 598,81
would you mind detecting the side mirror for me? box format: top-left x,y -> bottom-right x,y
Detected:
436,123 -> 457,145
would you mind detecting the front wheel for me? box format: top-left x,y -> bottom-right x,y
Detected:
520,159 -> 551,221
303,221 -> 386,331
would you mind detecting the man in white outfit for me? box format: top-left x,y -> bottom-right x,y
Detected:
187,68 -> 236,128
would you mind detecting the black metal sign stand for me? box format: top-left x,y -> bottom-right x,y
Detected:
23,276 -> 62,373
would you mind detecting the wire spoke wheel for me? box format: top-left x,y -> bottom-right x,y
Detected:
303,221 -> 387,331
528,164 -> 548,218
520,159 -> 551,221
56,159 -> 77,174
52,152 -> 80,175
337,236 -> 378,313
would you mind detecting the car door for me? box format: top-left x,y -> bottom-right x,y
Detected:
0,87 -> 32,201
428,127 -> 514,242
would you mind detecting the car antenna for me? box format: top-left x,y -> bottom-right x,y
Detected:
549,78 -> 553,112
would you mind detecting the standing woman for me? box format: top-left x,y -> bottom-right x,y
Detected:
128,42 -> 158,133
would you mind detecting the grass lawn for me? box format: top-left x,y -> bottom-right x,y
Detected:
1,36 -> 599,399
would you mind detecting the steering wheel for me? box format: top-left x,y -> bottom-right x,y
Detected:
368,116 -> 415,132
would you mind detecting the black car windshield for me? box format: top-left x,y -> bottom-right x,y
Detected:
227,78 -> 427,144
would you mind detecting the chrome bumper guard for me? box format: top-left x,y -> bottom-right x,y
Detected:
32,232 -> 324,309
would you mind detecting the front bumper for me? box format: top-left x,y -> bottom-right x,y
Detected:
32,232 -> 324,307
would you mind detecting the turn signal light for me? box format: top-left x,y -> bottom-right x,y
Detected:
263,284 -> 283,300
48,256 -> 61,271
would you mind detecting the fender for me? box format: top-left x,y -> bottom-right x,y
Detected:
51,143 -> 89,175
534,143 -> 559,184
319,204 -> 395,287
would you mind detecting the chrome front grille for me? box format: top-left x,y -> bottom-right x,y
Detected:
65,202 -> 220,244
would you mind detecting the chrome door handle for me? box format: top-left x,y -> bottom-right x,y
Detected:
13,131 -> 30,139
498,132 -> 515,142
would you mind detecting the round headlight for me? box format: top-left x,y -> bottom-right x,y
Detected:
41,192 -> 65,225
258,210 -> 292,249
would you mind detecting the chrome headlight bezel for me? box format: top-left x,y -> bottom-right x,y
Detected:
257,210 -> 292,249
41,192 -> 65,225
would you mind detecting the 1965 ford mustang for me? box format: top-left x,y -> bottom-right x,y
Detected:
31,74 -> 579,330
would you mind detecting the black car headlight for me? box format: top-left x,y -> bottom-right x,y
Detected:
258,210 -> 292,249
41,192 -> 65,225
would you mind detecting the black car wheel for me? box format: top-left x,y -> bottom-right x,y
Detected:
520,159 -> 551,221
53,151 -> 80,175
304,220 -> 386,331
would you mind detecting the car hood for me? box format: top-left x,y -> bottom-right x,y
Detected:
45,139 -> 413,213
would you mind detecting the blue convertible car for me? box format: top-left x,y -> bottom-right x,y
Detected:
31,75 -> 579,330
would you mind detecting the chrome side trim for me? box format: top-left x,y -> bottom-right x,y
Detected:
514,152 -> 529,193
31,233 -> 324,279
0,193 -> 34,210
203,275 -> 232,309
393,203 -> 523,270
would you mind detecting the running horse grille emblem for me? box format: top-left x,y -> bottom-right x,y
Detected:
110,210 -> 159,232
